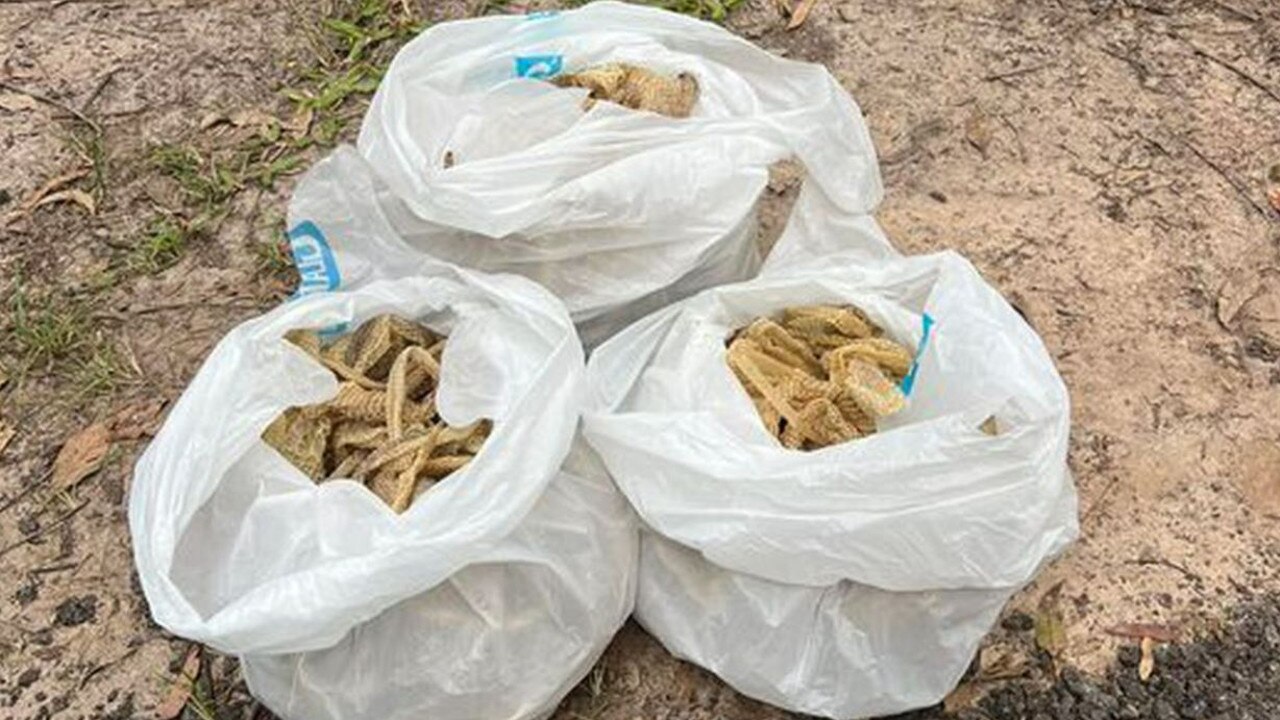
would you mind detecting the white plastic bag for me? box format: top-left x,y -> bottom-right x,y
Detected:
288,1 -> 889,346
241,440 -> 637,720
583,249 -> 1077,718
129,265 -> 636,719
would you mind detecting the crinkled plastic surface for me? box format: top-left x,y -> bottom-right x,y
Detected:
287,1 -> 889,345
242,440 -> 637,720
583,248 -> 1077,718
130,269 -> 586,655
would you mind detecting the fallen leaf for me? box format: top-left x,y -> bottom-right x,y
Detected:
52,422 -> 111,491
965,108 -> 993,156
0,93 -> 40,112
198,111 -> 227,130
786,0 -> 821,29
1106,622 -> 1180,643
108,399 -> 166,441
0,421 -> 15,456
1268,187 -> 1280,214
1138,636 -> 1155,681
229,107 -> 278,129
942,681 -> 983,712
978,642 -> 1031,681
3,167 -> 90,224
1216,272 -> 1263,328
284,105 -> 314,138
155,645 -> 201,720
1035,581 -> 1068,661
34,188 -> 96,215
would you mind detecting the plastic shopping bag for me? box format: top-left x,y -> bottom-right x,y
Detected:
289,1 -> 890,346
582,249 -> 1077,718
129,265 -> 636,720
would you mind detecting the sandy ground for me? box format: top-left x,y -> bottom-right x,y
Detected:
1,1 -> 1278,719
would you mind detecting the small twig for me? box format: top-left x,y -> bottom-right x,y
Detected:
0,80 -> 102,135
29,560 -> 81,575
983,63 -> 1051,82
1206,0 -> 1259,24
0,497 -> 90,559
79,645 -> 140,690
1127,556 -> 1203,583
1081,476 -> 1118,522
1184,42 -> 1280,107
1180,138 -> 1270,218
80,68 -> 120,114
0,469 -> 53,516
93,295 -> 260,321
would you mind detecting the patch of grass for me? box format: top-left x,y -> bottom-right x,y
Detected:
129,216 -> 187,274
564,0 -> 744,20
254,234 -> 295,277
284,0 -> 426,144
68,125 -> 109,205
8,285 -> 89,370
73,338 -> 133,399
5,281 -> 133,397
149,145 -> 241,213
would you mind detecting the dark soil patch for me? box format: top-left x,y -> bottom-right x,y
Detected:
53,594 -> 97,627
894,594 -> 1280,720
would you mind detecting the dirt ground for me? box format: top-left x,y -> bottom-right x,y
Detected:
1,1 -> 1278,719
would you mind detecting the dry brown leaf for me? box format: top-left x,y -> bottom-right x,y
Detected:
4,167 -> 90,223
52,422 -> 112,491
1138,636 -> 1155,681
1035,581 -> 1068,661
0,93 -> 40,112
285,105 -> 314,138
155,645 -> 201,720
34,188 -> 96,215
1268,187 -> 1280,214
786,0 -> 821,29
198,111 -> 228,130
942,681 -> 983,712
229,107 -> 278,129
965,108 -> 993,156
1215,271 -> 1264,328
0,421 -> 15,456
108,400 -> 167,441
1106,622 -> 1180,643
977,642 -> 1031,681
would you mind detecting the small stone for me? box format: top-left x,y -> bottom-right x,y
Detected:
1001,610 -> 1035,632
14,583 -> 38,606
54,595 -> 98,627
928,189 -> 949,203
1118,644 -> 1141,667
17,668 -> 40,687
1181,698 -> 1209,719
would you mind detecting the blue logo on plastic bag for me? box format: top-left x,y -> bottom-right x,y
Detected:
524,10 -> 559,20
515,54 -> 563,79
899,313 -> 935,396
287,220 -> 341,298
